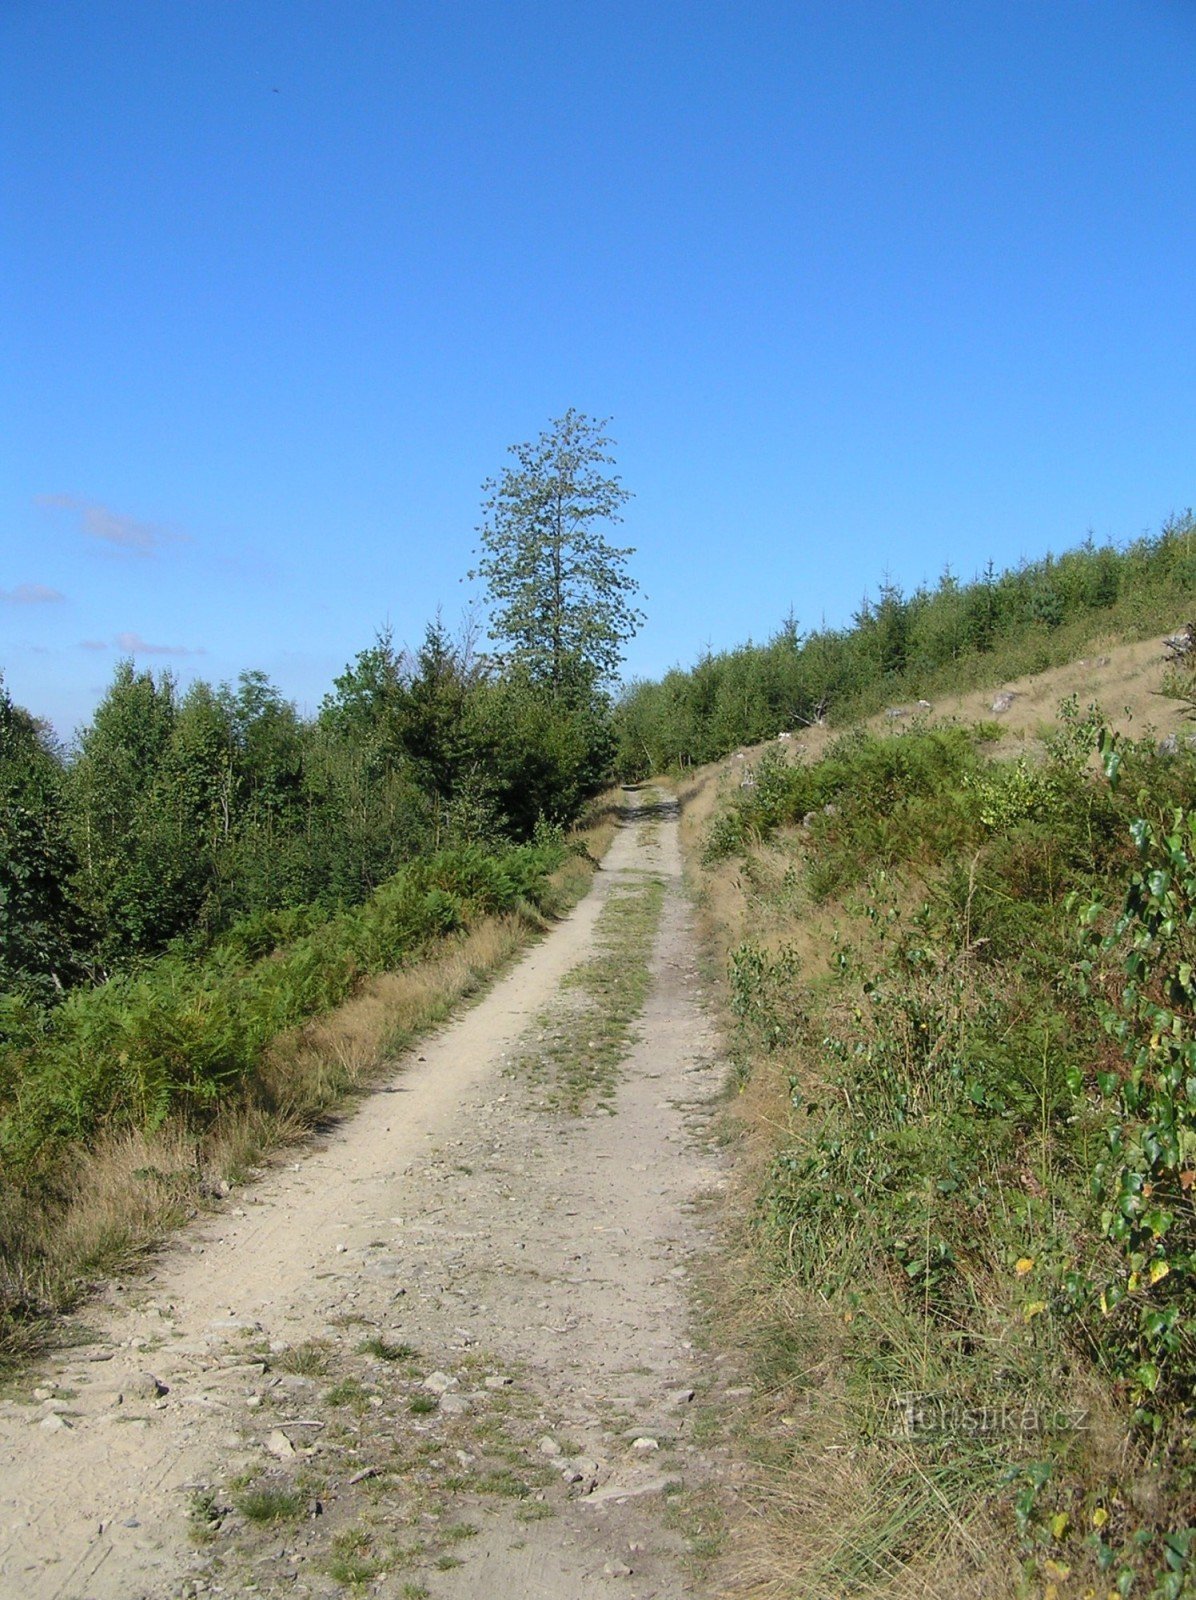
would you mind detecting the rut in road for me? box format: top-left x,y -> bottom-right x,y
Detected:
0,790 -> 739,1600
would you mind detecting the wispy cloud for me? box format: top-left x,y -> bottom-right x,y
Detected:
80,639 -> 108,651
0,582 -> 65,604
114,631 -> 205,657
36,493 -> 187,554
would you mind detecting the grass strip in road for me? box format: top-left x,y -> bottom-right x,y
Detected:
511,872 -> 665,1115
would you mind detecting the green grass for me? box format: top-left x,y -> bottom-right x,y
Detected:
235,1485 -> 304,1524
514,1501 -> 556,1522
442,1520 -> 479,1542
475,1466 -> 535,1498
701,705 -> 1196,1596
323,1377 -> 370,1408
327,1553 -> 381,1587
510,873 -> 665,1113
357,1335 -> 417,1362
274,1340 -> 331,1377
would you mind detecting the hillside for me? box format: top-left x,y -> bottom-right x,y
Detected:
674,631 -> 1196,1597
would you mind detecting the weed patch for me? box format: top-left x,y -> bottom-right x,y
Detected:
235,1485 -> 305,1524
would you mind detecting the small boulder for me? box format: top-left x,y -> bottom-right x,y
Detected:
422,1371 -> 458,1394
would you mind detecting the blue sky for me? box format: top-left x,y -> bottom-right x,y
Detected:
3,1 -> 1194,737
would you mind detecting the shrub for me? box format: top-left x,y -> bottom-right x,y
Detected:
0,839 -> 565,1166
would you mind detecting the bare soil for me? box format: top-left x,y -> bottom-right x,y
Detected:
0,793 -> 738,1600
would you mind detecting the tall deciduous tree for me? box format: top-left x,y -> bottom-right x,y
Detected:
0,676 -> 87,996
472,410 -> 643,697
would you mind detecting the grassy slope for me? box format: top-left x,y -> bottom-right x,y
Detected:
0,795 -> 622,1375
676,632 -> 1196,1599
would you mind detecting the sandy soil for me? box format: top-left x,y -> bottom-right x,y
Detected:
0,793 -> 738,1600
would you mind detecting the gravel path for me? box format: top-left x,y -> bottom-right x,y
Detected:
0,792 -> 736,1600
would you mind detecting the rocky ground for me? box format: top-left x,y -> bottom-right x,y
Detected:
0,792 -> 746,1600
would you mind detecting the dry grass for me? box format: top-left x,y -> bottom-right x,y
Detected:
573,783 -> 625,864
1,801 -> 620,1371
697,1025 -> 1027,1600
254,915 -> 529,1124
672,647 -> 1189,1597
694,1149 -> 1021,1600
705,632 -> 1189,782
916,630 -> 1190,742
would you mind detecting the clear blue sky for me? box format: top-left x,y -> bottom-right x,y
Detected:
3,0 -> 1194,737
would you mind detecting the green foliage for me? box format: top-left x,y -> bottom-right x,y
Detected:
0,677 -> 89,998
717,704 -> 1196,1589
0,839 -> 566,1165
465,671 -> 614,837
471,409 -> 643,696
64,661 -> 201,960
615,511 -> 1196,775
706,727 -> 982,883
0,598 -> 619,1005
1076,791 -> 1196,1420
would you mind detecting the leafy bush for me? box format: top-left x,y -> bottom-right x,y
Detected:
1076,791 -> 1196,1421
707,728 -> 982,888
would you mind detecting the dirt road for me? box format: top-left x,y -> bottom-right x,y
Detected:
0,793 -> 737,1599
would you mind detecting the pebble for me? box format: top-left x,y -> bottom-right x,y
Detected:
484,1374 -> 513,1390
423,1371 -> 458,1394
603,1561 -> 633,1578
538,1436 -> 561,1456
38,1414 -> 71,1432
265,1430 -> 296,1459
631,1437 -> 659,1452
